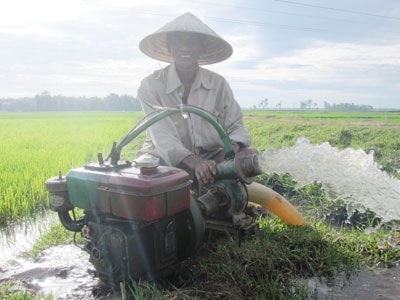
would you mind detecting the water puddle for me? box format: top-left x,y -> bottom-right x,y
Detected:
0,213 -> 58,265
307,265 -> 400,300
0,244 -> 99,299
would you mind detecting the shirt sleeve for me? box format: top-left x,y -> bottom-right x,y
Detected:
220,79 -> 251,147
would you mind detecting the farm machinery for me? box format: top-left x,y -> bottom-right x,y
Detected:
45,105 -> 305,283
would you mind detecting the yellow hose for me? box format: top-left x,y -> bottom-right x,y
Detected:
246,182 -> 307,227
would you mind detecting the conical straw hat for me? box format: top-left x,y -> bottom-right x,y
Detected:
139,12 -> 233,65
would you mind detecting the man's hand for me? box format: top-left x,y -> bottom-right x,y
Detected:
194,159 -> 217,186
181,155 -> 217,186
231,142 -> 242,153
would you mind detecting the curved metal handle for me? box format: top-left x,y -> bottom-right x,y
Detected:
107,105 -> 233,165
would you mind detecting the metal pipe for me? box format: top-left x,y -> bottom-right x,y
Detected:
215,148 -> 262,183
107,105 -> 233,165
58,211 -> 85,232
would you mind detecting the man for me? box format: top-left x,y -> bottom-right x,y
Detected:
136,12 -> 251,186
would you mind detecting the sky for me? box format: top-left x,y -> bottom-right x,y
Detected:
1,0 -> 399,109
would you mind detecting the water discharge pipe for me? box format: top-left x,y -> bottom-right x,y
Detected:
246,182 -> 307,227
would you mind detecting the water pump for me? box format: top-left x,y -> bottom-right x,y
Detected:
45,106 -> 263,283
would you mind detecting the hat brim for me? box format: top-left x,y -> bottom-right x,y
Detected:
139,31 -> 233,65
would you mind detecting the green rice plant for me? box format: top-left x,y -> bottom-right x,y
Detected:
0,112 -> 144,226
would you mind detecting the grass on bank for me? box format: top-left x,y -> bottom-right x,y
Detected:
3,174 -> 399,299
112,222 -> 400,299
110,172 -> 398,299
126,173 -> 400,299
0,281 -> 52,300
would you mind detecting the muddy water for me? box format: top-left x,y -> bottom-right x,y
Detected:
0,212 -> 113,299
0,245 -> 98,299
0,213 -> 58,265
307,265 -> 400,300
0,213 -> 104,299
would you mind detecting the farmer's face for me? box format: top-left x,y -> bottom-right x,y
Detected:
167,33 -> 206,70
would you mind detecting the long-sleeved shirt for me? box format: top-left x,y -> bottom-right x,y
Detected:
136,64 -> 251,167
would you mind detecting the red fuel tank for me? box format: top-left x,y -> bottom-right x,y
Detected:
67,164 -> 192,222
98,166 -> 192,221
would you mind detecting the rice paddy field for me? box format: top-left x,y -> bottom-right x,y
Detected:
0,112 -> 144,226
0,110 -> 399,226
1,110 -> 400,299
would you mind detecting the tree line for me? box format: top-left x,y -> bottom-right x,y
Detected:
257,98 -> 374,111
2,92 -> 376,112
323,101 -> 373,111
0,91 -> 142,112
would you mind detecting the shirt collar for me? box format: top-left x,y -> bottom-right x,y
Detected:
165,64 -> 212,94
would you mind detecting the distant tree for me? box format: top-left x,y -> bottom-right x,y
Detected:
35,91 -> 54,111
276,101 -> 282,111
300,99 -> 316,110
258,98 -> 268,110
17,97 -> 37,112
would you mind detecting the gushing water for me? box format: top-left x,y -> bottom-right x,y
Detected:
259,137 -> 400,223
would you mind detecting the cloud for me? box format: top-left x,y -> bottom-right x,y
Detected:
0,25 -> 67,39
0,55 -> 167,97
225,33 -> 263,62
212,40 -> 400,85
0,1 -> 91,26
206,39 -> 400,108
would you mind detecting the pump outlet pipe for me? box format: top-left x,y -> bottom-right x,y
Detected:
246,182 -> 307,227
